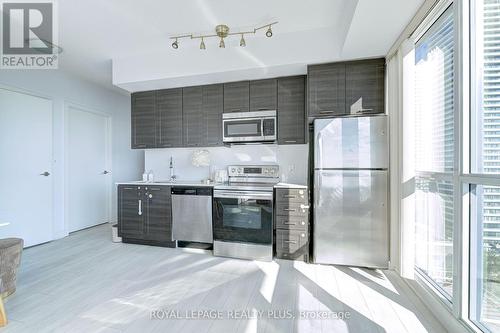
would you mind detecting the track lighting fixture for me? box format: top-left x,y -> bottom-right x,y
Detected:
266,26 -> 273,37
170,21 -> 277,50
171,38 -> 179,49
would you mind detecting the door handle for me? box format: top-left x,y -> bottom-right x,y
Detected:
103,170 -> 111,175
39,171 -> 50,177
138,199 -> 142,216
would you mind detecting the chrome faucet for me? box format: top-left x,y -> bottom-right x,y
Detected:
169,156 -> 177,182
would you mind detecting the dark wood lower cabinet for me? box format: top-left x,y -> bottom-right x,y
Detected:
274,187 -> 310,262
118,185 -> 175,247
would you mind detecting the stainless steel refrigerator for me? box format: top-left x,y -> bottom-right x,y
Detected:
313,115 -> 389,268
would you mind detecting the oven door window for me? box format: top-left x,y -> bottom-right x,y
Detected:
224,120 -> 262,138
213,197 -> 272,244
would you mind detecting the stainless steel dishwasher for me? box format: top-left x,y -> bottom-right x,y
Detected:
171,187 -> 213,243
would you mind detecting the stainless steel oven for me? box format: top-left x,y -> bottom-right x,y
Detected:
212,165 -> 279,261
222,110 -> 276,143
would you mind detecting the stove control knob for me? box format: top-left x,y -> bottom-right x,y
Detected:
264,169 -> 269,174
231,168 -> 236,173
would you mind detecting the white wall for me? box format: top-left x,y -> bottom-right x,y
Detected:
0,70 -> 143,240
145,144 -> 309,185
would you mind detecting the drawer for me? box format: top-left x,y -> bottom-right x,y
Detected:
276,229 -> 308,253
275,188 -> 307,203
275,202 -> 309,218
275,215 -> 308,231
276,250 -> 309,262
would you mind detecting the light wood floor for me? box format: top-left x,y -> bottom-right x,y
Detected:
1,224 -> 447,333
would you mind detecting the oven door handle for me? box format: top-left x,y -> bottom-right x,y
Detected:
214,191 -> 273,200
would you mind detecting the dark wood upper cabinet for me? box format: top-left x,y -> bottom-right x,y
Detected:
223,81 -> 249,113
277,76 -> 306,145
250,79 -> 277,111
203,84 -> 224,146
307,63 -> 346,117
345,58 -> 385,115
156,88 -> 183,148
182,86 -> 204,147
131,91 -> 156,149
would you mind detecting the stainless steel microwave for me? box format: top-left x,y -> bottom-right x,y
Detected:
222,110 -> 277,143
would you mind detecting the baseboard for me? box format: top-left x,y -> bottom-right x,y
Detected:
387,270 -> 475,333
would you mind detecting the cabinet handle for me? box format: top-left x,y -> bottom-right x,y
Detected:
283,222 -> 296,225
284,240 -> 297,244
355,109 -> 374,113
229,108 -> 241,112
319,110 -> 334,114
138,199 -> 142,216
283,195 -> 296,198
300,204 -> 310,209
284,208 -> 296,212
258,108 -> 270,111
148,194 -> 153,199
284,140 -> 297,143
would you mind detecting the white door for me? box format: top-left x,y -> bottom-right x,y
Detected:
0,88 -> 53,247
67,106 -> 110,232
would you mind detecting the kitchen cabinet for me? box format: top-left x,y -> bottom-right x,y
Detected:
203,84 -> 224,146
277,76 -> 306,145
157,88 -> 183,148
183,86 -> 204,147
118,185 -> 175,247
250,79 -> 277,111
131,91 -> 156,149
223,81 -> 249,113
307,59 -> 386,118
274,187 -> 310,262
308,63 -> 346,117
345,58 -> 386,115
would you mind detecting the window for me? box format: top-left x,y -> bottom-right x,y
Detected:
470,1 -> 500,331
470,185 -> 500,333
413,5 -> 455,300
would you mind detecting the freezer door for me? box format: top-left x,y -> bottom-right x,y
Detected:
314,115 -> 388,169
313,170 -> 389,268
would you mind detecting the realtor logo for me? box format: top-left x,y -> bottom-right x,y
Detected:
1,0 -> 58,68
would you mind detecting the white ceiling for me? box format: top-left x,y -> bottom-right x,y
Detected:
56,0 -> 424,93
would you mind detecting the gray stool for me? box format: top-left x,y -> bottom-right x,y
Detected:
0,238 -> 23,298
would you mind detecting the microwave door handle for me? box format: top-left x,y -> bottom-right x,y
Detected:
261,119 -> 264,137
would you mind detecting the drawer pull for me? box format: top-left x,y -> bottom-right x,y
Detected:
300,204 -> 310,209
283,222 -> 296,225
284,240 -> 297,244
283,195 -> 296,198
284,208 -> 296,212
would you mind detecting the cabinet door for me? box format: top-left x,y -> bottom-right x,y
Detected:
145,186 -> 172,242
156,89 -> 183,148
203,84 -> 224,146
345,59 -> 385,115
278,76 -> 306,145
223,81 -> 249,113
308,63 -> 346,117
118,186 -> 144,239
250,79 -> 277,111
131,91 -> 156,149
183,86 -> 204,147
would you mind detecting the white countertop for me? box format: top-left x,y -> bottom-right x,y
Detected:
116,180 -> 307,189
115,180 -> 217,187
274,183 -> 308,189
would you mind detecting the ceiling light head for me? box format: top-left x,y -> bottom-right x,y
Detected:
200,38 -> 206,50
266,26 -> 273,38
240,34 -> 246,47
219,38 -> 225,48
172,38 -> 179,49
